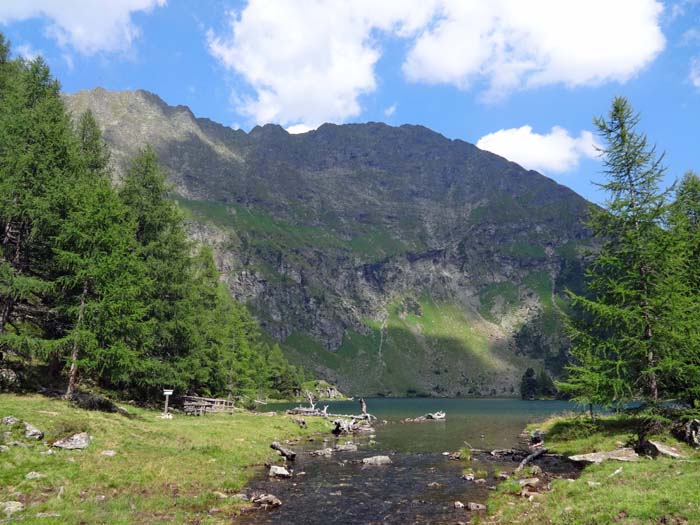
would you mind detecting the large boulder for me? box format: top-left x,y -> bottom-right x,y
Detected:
647,440 -> 685,459
52,432 -> 91,450
569,448 -> 639,464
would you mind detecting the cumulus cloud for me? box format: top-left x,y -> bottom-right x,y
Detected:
691,58 -> 700,88
476,125 -> 600,174
403,0 -> 665,100
0,0 -> 166,55
207,0 -> 437,129
208,0 -> 665,127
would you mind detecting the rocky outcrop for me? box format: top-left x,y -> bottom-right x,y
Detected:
63,88 -> 591,396
52,432 -> 91,450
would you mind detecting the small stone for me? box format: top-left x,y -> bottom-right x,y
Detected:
2,501 -> 24,516
96,495 -> 106,502
454,501 -> 465,509
466,502 -> 486,511
530,465 -> 543,476
213,491 -> 228,500
268,465 -> 291,478
2,416 -> 19,425
310,447 -> 334,457
362,455 -> 392,466
427,481 -> 441,488
24,422 -> 44,440
518,478 -> 540,488
462,474 -> 475,481
40,449 -> 55,456
35,513 -> 61,518
101,450 -> 117,457
498,472 -> 510,480
474,478 -> 487,484
251,493 -> 282,507
25,471 -> 46,480
8,440 -> 27,447
329,491 -> 342,496
335,443 -> 357,452
52,432 -> 91,450
587,481 -> 601,487
0,445 -> 8,453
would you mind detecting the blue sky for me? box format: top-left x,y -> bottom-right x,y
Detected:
1,0 -> 699,203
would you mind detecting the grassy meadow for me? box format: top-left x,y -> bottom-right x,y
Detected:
0,394 -> 329,524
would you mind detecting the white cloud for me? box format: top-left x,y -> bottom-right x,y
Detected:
691,58 -> 700,88
207,0 -> 437,130
207,0 -> 665,127
286,124 -> 314,134
383,103 -> 397,117
15,43 -> 41,60
0,0 -> 166,55
403,0 -> 665,100
476,125 -> 600,174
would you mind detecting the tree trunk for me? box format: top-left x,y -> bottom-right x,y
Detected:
65,283 -> 88,399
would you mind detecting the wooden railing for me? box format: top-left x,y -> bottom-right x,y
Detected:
182,396 -> 238,416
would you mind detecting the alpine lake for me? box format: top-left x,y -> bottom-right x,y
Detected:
237,398 -> 579,524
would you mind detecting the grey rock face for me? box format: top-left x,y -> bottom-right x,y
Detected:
52,432 -> 91,450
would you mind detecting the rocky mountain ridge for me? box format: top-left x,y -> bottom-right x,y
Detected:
63,88 -> 590,397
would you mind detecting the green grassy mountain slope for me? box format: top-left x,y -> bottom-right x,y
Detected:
63,88 -> 590,396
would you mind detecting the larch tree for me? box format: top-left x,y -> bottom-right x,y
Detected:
560,97 -> 674,407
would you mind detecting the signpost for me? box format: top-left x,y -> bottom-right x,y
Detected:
163,389 -> 174,418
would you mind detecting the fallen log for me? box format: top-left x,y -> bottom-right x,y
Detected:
515,447 -> 547,472
271,441 -> 296,461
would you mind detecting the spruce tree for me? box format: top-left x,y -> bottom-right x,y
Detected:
0,54 -> 78,361
560,97 -> 673,407
54,112 -> 146,398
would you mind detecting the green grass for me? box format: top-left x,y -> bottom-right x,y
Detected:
478,281 -> 520,322
503,241 -> 547,261
483,414 -> 700,525
283,294 -> 539,397
0,394 -> 329,524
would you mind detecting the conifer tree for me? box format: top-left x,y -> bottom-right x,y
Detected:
560,97 -> 673,407
0,54 -> 77,360
55,112 -> 146,398
665,172 -> 700,403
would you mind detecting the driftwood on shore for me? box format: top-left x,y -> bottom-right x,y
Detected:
515,447 -> 548,472
271,441 -> 296,461
402,411 -> 446,423
332,418 -> 375,435
286,406 -> 377,422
